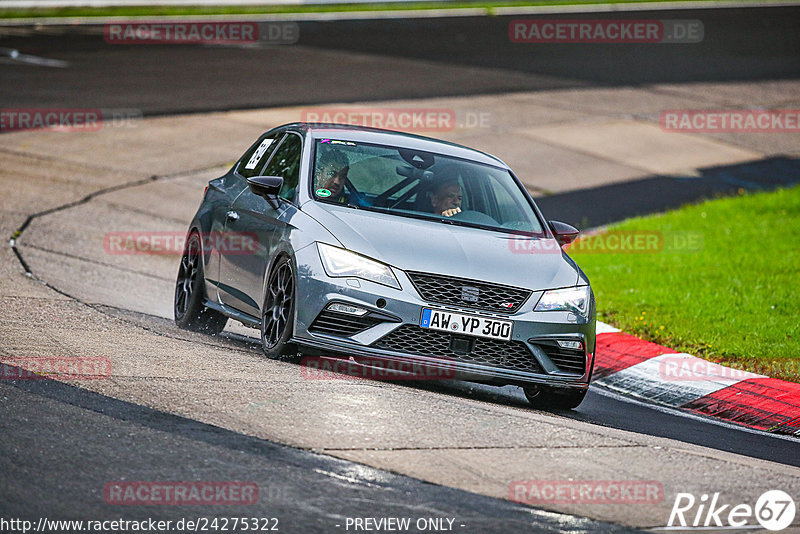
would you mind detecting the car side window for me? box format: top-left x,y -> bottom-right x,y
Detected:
237,134 -> 279,179
262,133 -> 302,202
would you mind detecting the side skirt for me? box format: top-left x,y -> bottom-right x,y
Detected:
204,298 -> 260,328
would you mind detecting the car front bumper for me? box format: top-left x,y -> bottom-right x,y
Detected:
292,244 -> 596,389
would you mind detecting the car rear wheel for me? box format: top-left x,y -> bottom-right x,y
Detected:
260,256 -> 297,360
174,232 -> 228,334
523,385 -> 587,410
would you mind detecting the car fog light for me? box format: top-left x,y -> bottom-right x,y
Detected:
557,340 -> 583,350
327,303 -> 368,316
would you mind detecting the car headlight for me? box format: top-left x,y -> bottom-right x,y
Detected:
317,243 -> 400,290
535,286 -> 591,317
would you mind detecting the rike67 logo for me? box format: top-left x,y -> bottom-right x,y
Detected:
667,490 -> 796,531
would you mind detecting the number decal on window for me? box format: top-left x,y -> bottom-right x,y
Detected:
245,138 -> 274,170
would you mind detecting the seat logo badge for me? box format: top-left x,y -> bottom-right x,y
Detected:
461,286 -> 480,303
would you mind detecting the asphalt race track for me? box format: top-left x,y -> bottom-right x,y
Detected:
1,6 -> 799,114
2,4 -> 800,533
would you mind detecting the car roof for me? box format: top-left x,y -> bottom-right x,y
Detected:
276,122 -> 509,169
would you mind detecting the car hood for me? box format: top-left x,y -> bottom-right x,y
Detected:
302,203 -> 579,291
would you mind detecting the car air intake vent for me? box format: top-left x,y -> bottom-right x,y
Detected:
532,340 -> 586,374
406,271 -> 531,314
309,310 -> 383,338
374,324 -> 544,374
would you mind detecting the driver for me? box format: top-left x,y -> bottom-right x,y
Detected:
430,179 -> 463,217
315,150 -> 350,204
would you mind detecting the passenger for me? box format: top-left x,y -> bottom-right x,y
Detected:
430,179 -> 463,217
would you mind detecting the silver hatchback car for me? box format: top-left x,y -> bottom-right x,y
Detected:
175,123 -> 596,409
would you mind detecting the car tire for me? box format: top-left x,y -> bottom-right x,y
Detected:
174,231 -> 228,334
260,256 -> 298,360
523,385 -> 587,410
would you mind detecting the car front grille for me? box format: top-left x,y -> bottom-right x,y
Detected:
373,324 -> 544,374
309,310 -> 384,338
406,271 -> 531,314
532,340 -> 587,374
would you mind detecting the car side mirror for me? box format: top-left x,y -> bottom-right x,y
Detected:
549,220 -> 579,246
247,176 -> 283,209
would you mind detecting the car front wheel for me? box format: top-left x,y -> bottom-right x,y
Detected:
260,256 -> 297,360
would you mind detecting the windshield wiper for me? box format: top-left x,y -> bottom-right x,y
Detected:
437,217 -> 499,233
438,218 -> 479,229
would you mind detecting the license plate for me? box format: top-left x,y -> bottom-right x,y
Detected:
420,308 -> 513,341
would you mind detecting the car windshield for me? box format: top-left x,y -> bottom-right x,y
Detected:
311,139 -> 544,235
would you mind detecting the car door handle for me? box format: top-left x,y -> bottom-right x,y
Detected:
226,210 -> 239,222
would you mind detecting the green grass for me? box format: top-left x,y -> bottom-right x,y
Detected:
0,0 -> 756,20
568,186 -> 800,382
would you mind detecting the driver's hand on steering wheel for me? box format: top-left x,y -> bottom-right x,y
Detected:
441,207 -> 461,217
